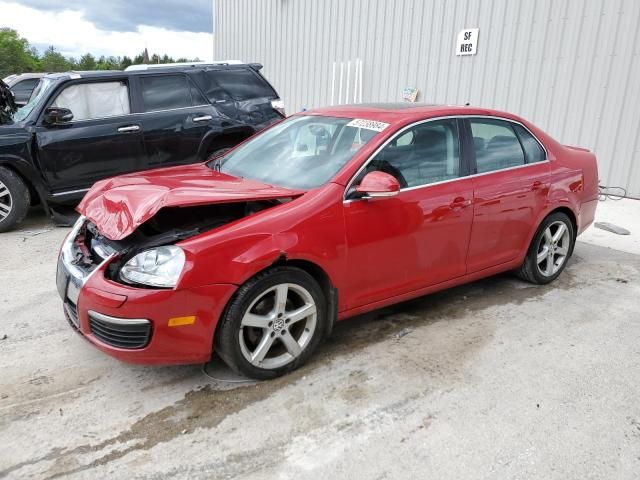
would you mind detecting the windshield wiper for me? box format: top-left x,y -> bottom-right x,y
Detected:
207,154 -> 226,172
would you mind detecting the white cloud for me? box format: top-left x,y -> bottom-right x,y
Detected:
0,1 -> 213,61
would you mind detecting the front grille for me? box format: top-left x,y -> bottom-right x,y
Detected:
88,312 -> 151,349
64,302 -> 80,329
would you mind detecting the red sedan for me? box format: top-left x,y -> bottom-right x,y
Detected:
57,104 -> 598,379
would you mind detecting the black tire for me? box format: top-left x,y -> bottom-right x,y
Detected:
215,266 -> 327,380
517,212 -> 575,285
0,167 -> 30,233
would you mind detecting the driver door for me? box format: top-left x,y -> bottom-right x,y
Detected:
342,118 -> 475,309
35,79 -> 148,193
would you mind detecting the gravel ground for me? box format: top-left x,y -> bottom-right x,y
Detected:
1,206 -> 639,480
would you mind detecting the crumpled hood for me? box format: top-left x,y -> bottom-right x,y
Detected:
77,163 -> 302,241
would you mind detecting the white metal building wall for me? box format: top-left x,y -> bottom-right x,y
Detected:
214,0 -> 640,197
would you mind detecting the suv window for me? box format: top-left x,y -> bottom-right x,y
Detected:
470,119 -> 525,173
207,69 -> 276,101
140,74 -> 205,112
366,119 -> 461,188
513,124 -> 546,163
52,81 -> 131,121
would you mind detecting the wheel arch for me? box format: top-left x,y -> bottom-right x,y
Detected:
0,158 -> 42,206
518,203 -> 579,266
215,256 -> 338,342
547,206 -> 578,235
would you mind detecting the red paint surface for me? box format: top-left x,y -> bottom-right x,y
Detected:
70,105 -> 599,364
78,163 -> 302,241
355,171 -> 401,195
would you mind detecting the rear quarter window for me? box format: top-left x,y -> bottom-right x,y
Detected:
513,124 -> 546,163
205,69 -> 276,101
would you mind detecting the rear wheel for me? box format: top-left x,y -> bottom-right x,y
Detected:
517,212 -> 575,284
215,267 -> 327,380
0,167 -> 30,233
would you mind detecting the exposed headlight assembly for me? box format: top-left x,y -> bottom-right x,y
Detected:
119,246 -> 185,288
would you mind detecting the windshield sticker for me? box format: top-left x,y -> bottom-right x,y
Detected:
346,118 -> 390,132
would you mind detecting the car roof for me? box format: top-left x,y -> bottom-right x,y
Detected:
3,73 -> 46,84
42,63 -> 261,82
305,103 -> 527,126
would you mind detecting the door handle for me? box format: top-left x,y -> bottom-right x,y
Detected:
117,125 -> 140,133
193,115 -> 213,122
531,180 -> 545,191
450,197 -> 472,209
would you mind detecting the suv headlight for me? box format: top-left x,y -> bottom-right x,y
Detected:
119,246 -> 185,288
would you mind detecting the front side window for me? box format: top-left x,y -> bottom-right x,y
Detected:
140,74 -> 200,112
213,115 -> 380,189
52,81 -> 130,121
363,119 -> 462,188
470,119 -> 525,174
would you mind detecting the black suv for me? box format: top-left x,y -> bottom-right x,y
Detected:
0,64 -> 284,232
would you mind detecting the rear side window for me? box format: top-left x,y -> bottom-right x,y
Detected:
140,74 -> 204,112
207,69 -> 276,101
470,119 -> 525,174
513,124 -> 546,163
52,81 -> 131,121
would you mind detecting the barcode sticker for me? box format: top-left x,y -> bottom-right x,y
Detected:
346,118 -> 390,132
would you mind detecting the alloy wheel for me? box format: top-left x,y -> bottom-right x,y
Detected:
536,220 -> 571,277
0,180 -> 12,222
238,283 -> 317,369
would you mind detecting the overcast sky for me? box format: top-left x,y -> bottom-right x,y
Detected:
0,0 -> 214,60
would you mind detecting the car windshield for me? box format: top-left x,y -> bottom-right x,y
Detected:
211,115 -> 382,189
12,78 -> 53,122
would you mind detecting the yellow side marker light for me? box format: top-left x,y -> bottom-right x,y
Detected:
168,316 -> 197,327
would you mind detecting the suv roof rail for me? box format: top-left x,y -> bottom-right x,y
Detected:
125,60 -> 244,71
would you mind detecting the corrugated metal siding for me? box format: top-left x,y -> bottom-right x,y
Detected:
215,0 -> 640,197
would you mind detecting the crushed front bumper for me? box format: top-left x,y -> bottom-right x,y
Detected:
56,218 -> 237,365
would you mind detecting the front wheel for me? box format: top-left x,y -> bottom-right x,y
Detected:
0,167 -> 30,233
215,267 -> 327,380
517,212 -> 575,284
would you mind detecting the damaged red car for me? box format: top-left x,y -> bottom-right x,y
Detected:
57,104 -> 599,379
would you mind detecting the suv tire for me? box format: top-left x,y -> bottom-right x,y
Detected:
0,167 -> 30,233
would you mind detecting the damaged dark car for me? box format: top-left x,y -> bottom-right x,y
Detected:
0,63 -> 284,232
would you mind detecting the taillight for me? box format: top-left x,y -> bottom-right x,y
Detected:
271,99 -> 285,117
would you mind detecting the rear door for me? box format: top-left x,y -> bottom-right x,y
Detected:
465,117 -> 551,272
35,78 -> 147,193
136,73 -> 218,168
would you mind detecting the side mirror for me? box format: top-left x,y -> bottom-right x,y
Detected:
43,107 -> 73,125
355,171 -> 401,198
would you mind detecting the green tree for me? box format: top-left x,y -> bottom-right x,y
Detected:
77,53 -> 96,70
40,46 -> 72,72
0,28 -> 40,77
120,55 -> 133,70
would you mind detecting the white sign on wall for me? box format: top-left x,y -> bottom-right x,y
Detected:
456,28 -> 479,56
